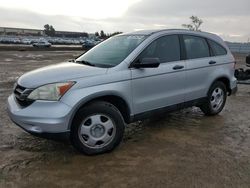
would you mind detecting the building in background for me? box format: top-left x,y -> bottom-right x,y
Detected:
0,27 -> 44,36
0,27 -> 89,38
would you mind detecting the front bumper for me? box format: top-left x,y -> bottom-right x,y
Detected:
7,94 -> 73,135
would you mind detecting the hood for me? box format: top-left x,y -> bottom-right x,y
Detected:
18,62 -> 108,88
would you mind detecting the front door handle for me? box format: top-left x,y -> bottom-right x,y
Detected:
209,61 -> 217,65
173,65 -> 184,70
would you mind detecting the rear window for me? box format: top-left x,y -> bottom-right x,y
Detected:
208,40 -> 227,56
183,35 -> 210,59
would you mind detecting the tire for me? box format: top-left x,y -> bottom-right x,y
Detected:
200,81 -> 227,116
70,101 -> 125,155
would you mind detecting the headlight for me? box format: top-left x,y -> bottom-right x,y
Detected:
28,82 -> 75,101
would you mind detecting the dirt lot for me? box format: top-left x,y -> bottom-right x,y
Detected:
0,51 -> 250,188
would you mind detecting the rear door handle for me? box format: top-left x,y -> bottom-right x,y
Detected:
209,61 -> 217,65
173,65 -> 184,70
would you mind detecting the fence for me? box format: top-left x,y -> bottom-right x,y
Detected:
226,42 -> 250,54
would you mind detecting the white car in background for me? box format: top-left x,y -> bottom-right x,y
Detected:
32,41 -> 51,48
21,38 -> 32,45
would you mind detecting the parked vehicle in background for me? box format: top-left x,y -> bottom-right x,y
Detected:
32,41 -> 51,47
0,36 -> 21,44
0,35 -> 100,46
234,55 -> 250,80
246,54 -> 250,67
82,40 -> 96,49
7,29 -> 237,155
21,38 -> 32,45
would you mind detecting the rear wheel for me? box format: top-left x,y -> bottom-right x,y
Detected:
71,101 -> 125,155
200,81 -> 227,116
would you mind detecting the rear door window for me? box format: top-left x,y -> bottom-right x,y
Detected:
183,35 -> 210,59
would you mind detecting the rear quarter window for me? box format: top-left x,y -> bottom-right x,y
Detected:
208,39 -> 227,56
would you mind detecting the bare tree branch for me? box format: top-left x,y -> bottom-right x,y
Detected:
182,16 -> 203,31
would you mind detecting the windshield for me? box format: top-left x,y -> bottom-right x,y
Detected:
76,35 -> 147,67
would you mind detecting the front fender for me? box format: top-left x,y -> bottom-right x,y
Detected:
61,80 -> 132,130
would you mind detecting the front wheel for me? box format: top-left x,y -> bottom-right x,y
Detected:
71,101 -> 125,155
200,81 -> 227,116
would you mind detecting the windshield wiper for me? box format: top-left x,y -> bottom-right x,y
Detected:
75,60 -> 95,67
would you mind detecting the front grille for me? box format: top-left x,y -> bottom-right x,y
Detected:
14,84 -> 34,107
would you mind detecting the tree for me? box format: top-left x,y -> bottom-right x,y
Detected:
182,16 -> 203,31
95,32 -> 100,37
110,32 -> 123,37
44,24 -> 50,35
44,24 -> 56,36
49,25 -> 55,36
44,24 -> 50,31
100,30 -> 106,38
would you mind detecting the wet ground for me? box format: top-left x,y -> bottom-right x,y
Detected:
0,51 -> 250,187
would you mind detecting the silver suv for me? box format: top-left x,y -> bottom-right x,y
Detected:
7,29 -> 237,155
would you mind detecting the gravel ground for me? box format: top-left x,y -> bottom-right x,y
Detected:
0,51 -> 250,188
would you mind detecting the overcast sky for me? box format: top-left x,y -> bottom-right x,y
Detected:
0,0 -> 249,42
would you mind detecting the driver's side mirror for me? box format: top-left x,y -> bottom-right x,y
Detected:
68,59 -> 75,62
246,54 -> 250,66
133,58 -> 160,68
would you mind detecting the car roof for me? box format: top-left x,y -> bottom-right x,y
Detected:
121,29 -> 225,47
123,29 -> 213,36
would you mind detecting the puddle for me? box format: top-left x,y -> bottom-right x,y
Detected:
26,54 -> 44,58
4,58 -> 13,62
